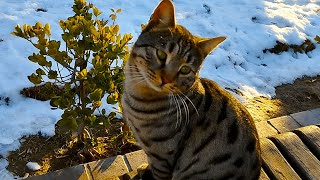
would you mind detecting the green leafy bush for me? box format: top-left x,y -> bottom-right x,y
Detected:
315,35 -> 320,44
12,0 -> 132,160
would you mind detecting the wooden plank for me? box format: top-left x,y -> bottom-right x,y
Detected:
294,125 -> 320,159
259,168 -> 270,180
268,115 -> 301,133
255,121 -> 278,138
272,132 -> 320,179
27,164 -> 90,180
260,138 -> 300,179
124,150 -> 148,171
86,155 -> 129,179
290,108 -> 320,126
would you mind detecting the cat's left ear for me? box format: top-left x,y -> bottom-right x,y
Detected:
144,0 -> 176,31
198,36 -> 226,57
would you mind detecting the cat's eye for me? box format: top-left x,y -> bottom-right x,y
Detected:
180,66 -> 192,75
156,49 -> 167,61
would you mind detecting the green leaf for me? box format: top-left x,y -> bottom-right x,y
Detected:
93,7 -> 102,16
28,73 -> 42,85
23,24 -> 30,37
315,35 -> 320,44
48,70 -> 58,79
101,109 -> 106,115
36,68 -> 46,75
35,22 -> 43,29
89,88 -> 103,101
65,83 -> 71,91
108,112 -> 116,119
37,54 -> 48,66
116,9 -> 122,13
57,117 -> 78,130
107,94 -> 117,104
109,14 -> 117,21
28,53 -> 39,63
11,24 -> 24,38
43,24 -> 50,37
77,69 -> 87,79
113,25 -> 119,34
50,97 -> 60,107
92,100 -> 102,107
88,114 -> 97,124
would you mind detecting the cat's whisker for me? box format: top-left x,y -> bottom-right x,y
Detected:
126,69 -> 139,72
164,88 -> 176,120
172,95 -> 182,129
125,77 -> 144,82
126,72 -> 142,76
168,94 -> 174,120
171,94 -> 178,127
126,65 -> 138,69
127,77 -> 144,82
132,79 -> 146,88
126,77 -> 146,87
176,89 -> 199,117
127,75 -> 144,79
125,68 -> 140,72
176,93 -> 190,126
175,96 -> 182,130
125,66 -> 138,70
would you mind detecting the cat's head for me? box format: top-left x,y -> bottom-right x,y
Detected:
125,0 -> 225,96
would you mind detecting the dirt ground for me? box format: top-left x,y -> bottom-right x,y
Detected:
244,75 -> 320,122
6,75 -> 320,178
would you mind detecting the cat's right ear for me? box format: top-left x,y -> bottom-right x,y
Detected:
144,0 -> 176,32
198,36 -> 226,57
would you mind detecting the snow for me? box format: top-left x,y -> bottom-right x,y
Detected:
26,162 -> 41,171
0,0 -> 319,178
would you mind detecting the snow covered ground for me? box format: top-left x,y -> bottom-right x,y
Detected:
0,0 -> 319,178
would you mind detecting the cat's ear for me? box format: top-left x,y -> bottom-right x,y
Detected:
144,0 -> 175,31
198,36 -> 226,57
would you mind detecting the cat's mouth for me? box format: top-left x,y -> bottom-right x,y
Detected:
126,63 -> 176,94
146,77 -> 173,93
141,71 -> 174,94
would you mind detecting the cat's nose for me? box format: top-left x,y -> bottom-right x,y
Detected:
161,75 -> 173,85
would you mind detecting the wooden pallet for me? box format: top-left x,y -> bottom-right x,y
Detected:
259,125 -> 320,180
27,120 -> 320,180
119,125 -> 320,180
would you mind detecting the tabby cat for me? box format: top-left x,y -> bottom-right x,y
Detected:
122,0 -> 261,179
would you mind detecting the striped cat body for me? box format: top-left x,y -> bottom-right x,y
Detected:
122,0 -> 261,179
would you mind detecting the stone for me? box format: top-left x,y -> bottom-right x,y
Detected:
26,162 -> 41,171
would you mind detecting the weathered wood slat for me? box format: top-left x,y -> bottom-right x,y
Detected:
271,132 -> 320,179
255,121 -> 279,138
293,125 -> 320,159
268,116 -> 301,133
259,138 -> 300,179
259,168 -> 270,180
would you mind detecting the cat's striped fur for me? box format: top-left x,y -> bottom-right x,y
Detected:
122,0 -> 261,179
